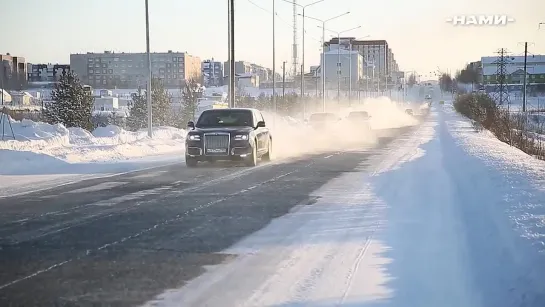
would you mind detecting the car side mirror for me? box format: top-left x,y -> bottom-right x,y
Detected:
187,121 -> 195,129
256,121 -> 266,128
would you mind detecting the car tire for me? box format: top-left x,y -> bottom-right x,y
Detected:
186,156 -> 198,168
262,138 -> 273,162
245,144 -> 258,167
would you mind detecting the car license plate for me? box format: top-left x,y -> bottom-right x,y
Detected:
207,148 -> 226,153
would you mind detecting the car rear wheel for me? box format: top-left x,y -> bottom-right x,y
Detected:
262,138 -> 273,162
245,145 -> 258,167
186,156 -> 198,168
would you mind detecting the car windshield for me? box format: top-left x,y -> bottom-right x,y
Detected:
348,112 -> 369,119
196,110 -> 253,128
310,113 -> 336,122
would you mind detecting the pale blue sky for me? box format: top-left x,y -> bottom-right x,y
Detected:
2,0 -> 544,76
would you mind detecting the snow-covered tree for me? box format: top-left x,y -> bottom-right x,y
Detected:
151,78 -> 172,126
126,88 -> 147,131
181,78 -> 202,124
43,71 -> 94,129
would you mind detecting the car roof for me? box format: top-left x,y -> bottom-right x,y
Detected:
310,112 -> 336,116
203,108 -> 256,112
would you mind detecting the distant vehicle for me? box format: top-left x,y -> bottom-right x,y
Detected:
405,109 -> 414,115
307,112 -> 340,129
185,108 -> 272,167
346,111 -> 372,130
194,93 -> 229,121
425,94 -> 432,100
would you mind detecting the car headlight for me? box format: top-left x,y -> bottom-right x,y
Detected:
234,134 -> 249,140
188,134 -> 201,141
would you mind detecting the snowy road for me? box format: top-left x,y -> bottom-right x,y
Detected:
0,125 -> 409,306
144,105 -> 545,307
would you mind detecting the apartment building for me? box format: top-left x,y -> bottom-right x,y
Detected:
202,60 -> 223,87
1,53 -> 28,90
325,39 -> 398,80
27,63 -> 70,82
224,60 -> 271,85
70,50 -> 202,89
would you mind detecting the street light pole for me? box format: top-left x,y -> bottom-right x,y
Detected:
145,0 -> 152,138
281,0 -> 325,117
337,32 -> 340,101
320,26 -> 361,104
229,0 -> 236,107
273,0 -> 276,125
227,0 -> 231,106
322,22 -> 326,111
349,40 -> 352,104
300,11 -> 350,112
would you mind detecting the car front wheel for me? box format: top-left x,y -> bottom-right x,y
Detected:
186,156 -> 198,168
245,145 -> 258,167
262,138 -> 273,162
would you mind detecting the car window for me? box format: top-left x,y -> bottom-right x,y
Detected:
253,111 -> 260,126
197,110 -> 253,127
348,112 -> 369,119
310,113 -> 336,121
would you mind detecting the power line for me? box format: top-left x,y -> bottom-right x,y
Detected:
246,0 -> 321,43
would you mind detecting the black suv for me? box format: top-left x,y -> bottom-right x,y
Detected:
185,108 -> 272,167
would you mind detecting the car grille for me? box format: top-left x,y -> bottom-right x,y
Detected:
204,133 -> 230,156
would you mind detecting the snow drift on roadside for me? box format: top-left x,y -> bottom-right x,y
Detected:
0,118 -> 186,175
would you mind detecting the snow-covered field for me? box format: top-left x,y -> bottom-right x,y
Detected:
0,120 -> 187,196
142,103 -> 545,307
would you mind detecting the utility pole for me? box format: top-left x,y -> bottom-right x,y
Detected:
1,66 -> 4,106
301,63 -> 305,117
492,48 -> 510,108
348,40 -> 352,105
337,34 -> 341,101
273,0 -> 277,123
301,12 -> 351,111
228,0 -> 236,108
322,24 -> 326,111
145,0 -> 153,137
227,0 -> 231,104
282,61 -> 286,98
523,42 -> 528,112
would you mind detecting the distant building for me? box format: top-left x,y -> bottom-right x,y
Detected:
481,55 -> 545,85
27,64 -> 70,82
0,53 -> 28,90
202,60 -> 223,87
70,50 -> 202,89
94,97 -> 119,111
318,49 -> 364,90
236,72 -> 259,87
325,39 -> 399,85
224,61 -> 271,83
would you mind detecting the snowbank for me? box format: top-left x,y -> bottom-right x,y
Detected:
0,118 -> 186,175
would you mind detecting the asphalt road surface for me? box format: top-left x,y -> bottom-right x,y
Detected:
0,126 -> 416,307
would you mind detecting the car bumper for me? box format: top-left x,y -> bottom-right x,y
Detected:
185,144 -> 253,161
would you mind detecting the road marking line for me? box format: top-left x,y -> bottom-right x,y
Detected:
0,165 -> 300,290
